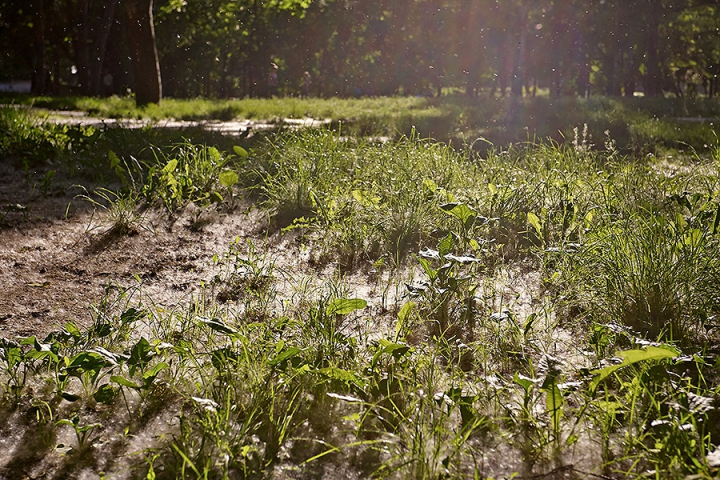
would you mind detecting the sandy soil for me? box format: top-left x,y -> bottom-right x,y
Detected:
0,158 -> 397,343
0,161 -> 276,340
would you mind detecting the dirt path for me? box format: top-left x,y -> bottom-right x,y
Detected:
35,108 -> 331,135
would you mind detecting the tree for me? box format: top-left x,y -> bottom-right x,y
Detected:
123,0 -> 162,105
75,0 -> 120,96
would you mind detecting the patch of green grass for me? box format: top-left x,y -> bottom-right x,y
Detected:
249,130 -> 474,266
6,94 -> 719,152
563,193 -> 720,342
3,110 -> 720,478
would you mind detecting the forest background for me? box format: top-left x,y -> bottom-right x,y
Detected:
2,0 -> 720,106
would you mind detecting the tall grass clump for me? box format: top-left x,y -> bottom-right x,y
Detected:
457,139 -> 613,264
569,206 -> 720,341
252,129 -> 473,266
545,147 -> 720,342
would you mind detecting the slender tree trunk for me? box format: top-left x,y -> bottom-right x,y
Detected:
550,4 -> 564,97
574,28 -> 589,97
644,5 -> 662,96
31,0 -> 48,94
605,2 -> 622,96
88,0 -> 120,96
124,0 -> 161,105
511,5 -> 526,97
77,0 -> 90,93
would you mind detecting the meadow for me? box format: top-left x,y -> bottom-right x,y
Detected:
0,95 -> 720,479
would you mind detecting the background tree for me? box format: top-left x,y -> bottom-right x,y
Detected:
124,0 -> 162,105
3,0 -> 720,99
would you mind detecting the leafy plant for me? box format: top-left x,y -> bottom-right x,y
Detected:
56,415 -> 102,450
142,141 -> 241,212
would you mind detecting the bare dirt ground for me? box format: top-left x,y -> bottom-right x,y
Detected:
0,159 -> 394,342
0,161 -> 271,340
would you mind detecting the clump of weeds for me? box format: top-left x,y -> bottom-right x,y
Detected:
142,141 -> 244,215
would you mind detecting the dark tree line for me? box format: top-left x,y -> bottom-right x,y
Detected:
1,0 -> 161,104
2,0 -> 719,103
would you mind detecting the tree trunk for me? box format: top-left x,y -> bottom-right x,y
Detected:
549,3 -> 564,98
644,2 -> 662,96
605,2 -> 622,96
31,0 -> 48,94
511,5 -> 526,98
77,0 -> 90,93
87,0 -> 120,96
574,28 -> 589,97
124,0 -> 161,105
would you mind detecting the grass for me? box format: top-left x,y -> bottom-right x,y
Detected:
1,102 -> 720,478
3,93 -> 720,152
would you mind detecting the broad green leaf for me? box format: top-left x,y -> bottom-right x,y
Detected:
268,347 -> 302,367
66,351 -> 106,373
318,367 -> 365,388
142,362 -> 169,382
111,375 -> 142,389
682,228 -> 702,248
208,146 -> 221,162
65,322 -> 81,337
108,150 -> 120,171
376,339 -> 411,359
417,256 -> 437,281
0,340 -> 22,368
440,203 -> 476,227
163,159 -> 178,173
26,339 -> 58,362
209,191 -> 224,204
219,170 -> 239,188
523,313 -> 537,336
120,307 -> 145,325
326,298 -> 367,316
59,391 -> 80,402
76,422 -> 101,433
616,345 -> 680,363
94,323 -> 112,338
544,382 -> 564,433
395,301 -> 415,341
438,233 -> 455,257
56,418 -> 78,427
128,338 -> 154,367
423,178 -> 439,192
351,189 -> 381,208
233,145 -> 249,159
93,384 -> 116,404
527,212 -> 542,236
513,372 -> 537,392
590,346 -> 681,391
33,337 -> 52,352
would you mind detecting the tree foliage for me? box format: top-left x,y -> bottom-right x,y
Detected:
2,0 -> 719,99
